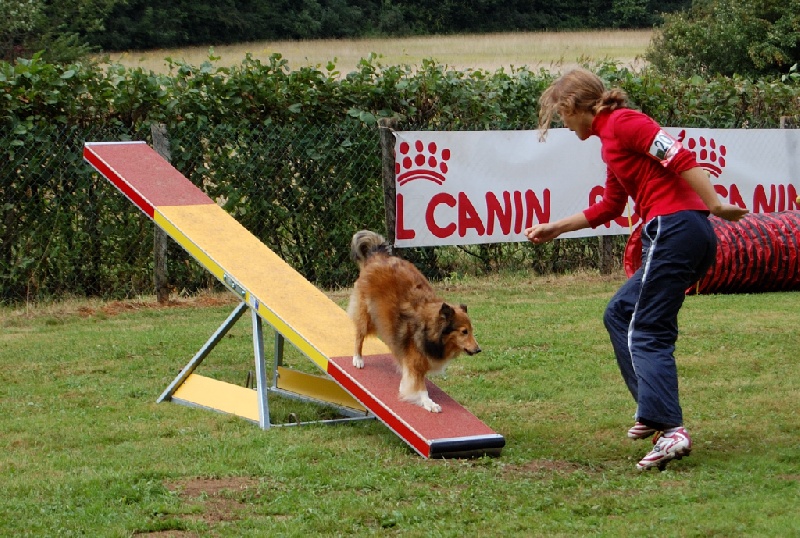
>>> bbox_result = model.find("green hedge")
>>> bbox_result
[2,54,799,303]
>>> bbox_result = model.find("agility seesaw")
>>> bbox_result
[83,141,505,458]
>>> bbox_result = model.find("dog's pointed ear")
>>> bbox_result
[459,303,468,313]
[439,302,455,320]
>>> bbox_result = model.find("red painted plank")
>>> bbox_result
[328,354,504,458]
[84,142,213,214]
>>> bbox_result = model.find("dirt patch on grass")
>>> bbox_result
[3,272,627,322]
[136,477,262,536]
[166,475,261,498]
[2,291,241,322]
[502,458,589,475]
[91,294,239,317]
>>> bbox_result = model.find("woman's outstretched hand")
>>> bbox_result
[710,203,749,222]
[525,223,560,244]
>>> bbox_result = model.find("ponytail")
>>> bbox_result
[538,69,628,141]
[595,89,628,115]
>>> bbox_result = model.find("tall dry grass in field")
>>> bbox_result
[102,29,652,74]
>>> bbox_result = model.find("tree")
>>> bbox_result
[1,0,43,60]
[611,0,650,28]
[646,0,800,78]
[1,0,121,62]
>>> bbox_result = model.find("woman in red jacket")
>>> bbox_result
[526,68,748,471]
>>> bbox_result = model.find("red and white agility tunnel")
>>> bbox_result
[624,211,800,295]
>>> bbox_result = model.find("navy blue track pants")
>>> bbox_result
[603,210,716,428]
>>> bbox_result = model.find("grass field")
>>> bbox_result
[101,30,652,74]
[1,271,798,536]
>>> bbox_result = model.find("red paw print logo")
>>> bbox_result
[678,130,726,177]
[396,140,451,185]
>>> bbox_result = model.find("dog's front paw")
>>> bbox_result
[422,399,442,413]
[352,355,364,369]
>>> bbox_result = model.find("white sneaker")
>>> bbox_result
[636,427,692,471]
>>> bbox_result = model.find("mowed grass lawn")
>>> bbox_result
[1,271,798,536]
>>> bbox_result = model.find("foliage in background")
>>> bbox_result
[646,0,800,78]
[2,53,800,303]
[3,0,690,57]
[0,0,41,60]
[6,0,799,79]
[0,0,114,62]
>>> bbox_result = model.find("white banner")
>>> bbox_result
[393,129,800,247]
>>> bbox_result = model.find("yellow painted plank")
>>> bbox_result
[157,204,388,362]
[172,374,260,422]
[276,367,367,412]
[154,210,225,282]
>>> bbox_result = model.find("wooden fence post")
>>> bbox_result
[780,115,799,129]
[598,235,614,275]
[378,117,398,251]
[151,124,171,304]
[780,116,800,205]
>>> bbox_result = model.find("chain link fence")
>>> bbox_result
[1,120,623,305]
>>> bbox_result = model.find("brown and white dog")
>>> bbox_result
[347,230,481,412]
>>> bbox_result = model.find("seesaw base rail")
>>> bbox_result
[158,302,372,429]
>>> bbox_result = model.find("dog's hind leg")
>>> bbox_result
[348,293,368,369]
[398,360,441,413]
[353,333,365,369]
[351,320,367,369]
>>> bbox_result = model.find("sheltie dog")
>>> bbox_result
[347,230,481,413]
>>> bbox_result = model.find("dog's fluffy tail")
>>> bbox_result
[351,230,390,266]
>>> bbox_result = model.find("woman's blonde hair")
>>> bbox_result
[538,68,628,140]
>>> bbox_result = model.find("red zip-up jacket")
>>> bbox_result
[583,108,709,227]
